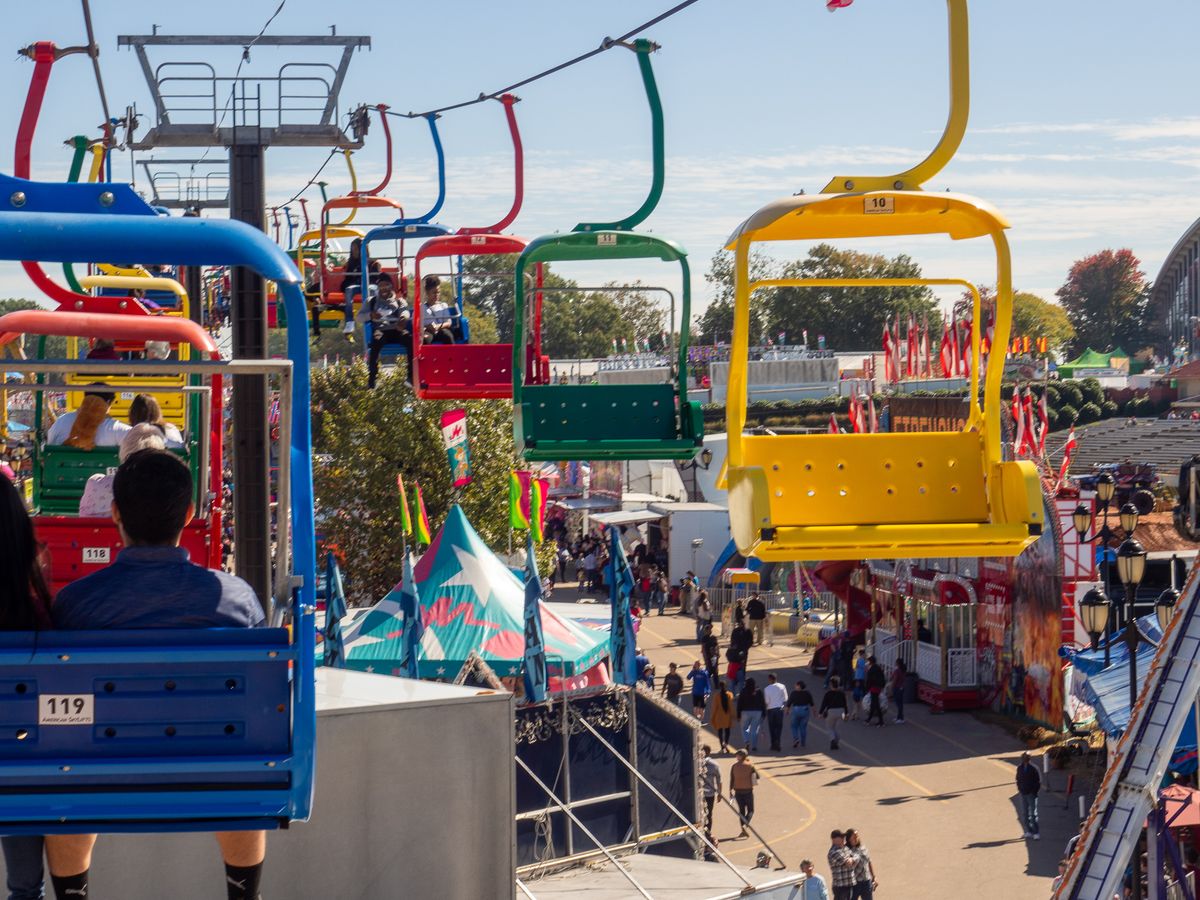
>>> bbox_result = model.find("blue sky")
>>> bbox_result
[2,0,1199,333]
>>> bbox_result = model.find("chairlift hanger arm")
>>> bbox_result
[820,0,969,193]
[459,94,523,236]
[355,104,395,197]
[573,40,664,233]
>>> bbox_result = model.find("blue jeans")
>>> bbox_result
[1,835,44,899]
[892,686,905,721]
[653,590,666,614]
[1020,792,1039,835]
[790,707,810,745]
[741,710,763,749]
[342,284,363,321]
[731,668,746,696]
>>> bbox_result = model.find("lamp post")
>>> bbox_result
[1115,536,1147,710]
[1073,472,1118,664]
[683,446,713,502]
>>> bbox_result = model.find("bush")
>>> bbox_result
[1080,378,1104,406]
[1058,404,1079,426]
[1079,402,1102,424]
[1044,384,1061,405]
[1124,396,1147,416]
[1060,383,1084,408]
[1101,400,1119,417]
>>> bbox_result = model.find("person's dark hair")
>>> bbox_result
[844,828,860,846]
[830,829,844,840]
[83,382,116,405]
[0,474,50,629]
[830,676,841,689]
[423,275,439,291]
[717,679,730,711]
[376,274,395,290]
[112,449,193,544]
[744,677,758,694]
[347,238,363,264]
[128,393,164,427]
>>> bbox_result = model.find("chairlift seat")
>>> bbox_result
[35,445,191,517]
[727,432,1043,562]
[0,628,298,834]
[516,382,703,461]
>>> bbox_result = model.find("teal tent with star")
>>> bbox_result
[342,504,609,687]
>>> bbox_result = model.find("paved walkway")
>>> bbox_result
[555,597,1074,899]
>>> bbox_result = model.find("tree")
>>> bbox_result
[1056,249,1152,355]
[310,362,519,604]
[766,245,936,350]
[694,250,772,344]
[0,299,66,359]
[1011,291,1074,357]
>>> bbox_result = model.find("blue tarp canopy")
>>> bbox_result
[1073,615,1197,771]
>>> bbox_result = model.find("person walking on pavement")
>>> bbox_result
[729,750,758,837]
[709,680,735,753]
[699,745,721,837]
[827,830,857,900]
[661,662,685,708]
[800,858,829,900]
[820,677,849,750]
[687,659,712,719]
[850,649,867,720]
[763,672,788,752]
[730,620,753,668]
[737,677,766,751]
[695,589,712,642]
[844,828,877,900]
[864,656,886,727]
[1016,752,1042,839]
[747,593,768,646]
[788,679,815,748]
[701,622,719,678]
[889,659,908,724]
[653,569,670,615]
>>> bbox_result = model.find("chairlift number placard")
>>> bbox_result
[81,547,110,564]
[38,694,94,726]
[864,196,895,215]
[597,234,619,246]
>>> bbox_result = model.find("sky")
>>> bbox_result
[1,0,1199,335]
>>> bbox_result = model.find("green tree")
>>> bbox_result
[0,299,66,359]
[694,250,773,345]
[1011,291,1074,357]
[765,245,936,350]
[311,362,519,604]
[1056,249,1152,355]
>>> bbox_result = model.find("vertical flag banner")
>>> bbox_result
[828,413,839,435]
[868,395,878,434]
[1012,388,1026,456]
[882,318,895,383]
[1037,392,1050,456]
[530,478,548,543]
[1057,426,1078,490]
[523,532,548,702]
[399,550,423,679]
[414,482,433,545]
[939,319,953,378]
[509,470,531,529]
[322,553,347,669]
[608,528,638,686]
[439,409,473,488]
[397,474,412,536]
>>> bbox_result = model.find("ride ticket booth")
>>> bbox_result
[866,560,982,712]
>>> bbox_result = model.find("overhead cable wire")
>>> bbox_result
[277,148,338,207]
[386,0,703,119]
[79,0,115,146]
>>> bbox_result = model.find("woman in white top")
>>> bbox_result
[127,393,184,448]
[78,424,167,517]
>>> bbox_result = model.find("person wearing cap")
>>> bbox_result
[826,830,857,900]
[46,386,131,447]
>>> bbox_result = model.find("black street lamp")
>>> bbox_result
[1074,472,1119,664]
[1115,537,1148,710]
[683,447,713,501]
[1079,587,1111,652]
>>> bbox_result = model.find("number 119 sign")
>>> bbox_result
[38,694,94,726]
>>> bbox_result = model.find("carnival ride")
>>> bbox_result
[723,0,1042,563]
[511,40,702,462]
[0,172,316,833]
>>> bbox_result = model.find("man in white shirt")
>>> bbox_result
[763,672,789,752]
[46,387,131,447]
[582,550,597,591]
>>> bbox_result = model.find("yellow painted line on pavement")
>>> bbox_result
[904,717,1015,776]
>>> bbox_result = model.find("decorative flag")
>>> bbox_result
[509,471,530,529]
[950,311,961,377]
[826,0,854,10]
[397,474,413,536]
[1057,426,1078,489]
[1037,391,1049,456]
[921,315,932,378]
[882,319,895,383]
[439,409,472,488]
[960,320,973,379]
[608,527,638,685]
[414,482,432,545]
[939,320,953,378]
[523,532,548,702]
[1022,388,1037,455]
[530,478,547,543]
[399,549,423,678]
[802,329,809,347]
[322,552,347,669]
[828,412,839,435]
[849,394,862,434]
[1012,388,1026,456]
[817,334,826,350]
[891,318,902,382]
[868,395,878,434]
[1036,336,1049,354]
[1022,336,1032,354]
[906,314,917,378]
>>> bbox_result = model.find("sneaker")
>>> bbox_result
[793,740,799,748]
[895,718,905,724]
[1033,834,1041,841]
[1022,832,1032,838]
[343,321,355,335]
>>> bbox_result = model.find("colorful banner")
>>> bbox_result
[397,474,412,536]
[523,532,548,703]
[530,478,546,543]
[399,549,423,679]
[510,470,532,529]
[608,527,638,686]
[440,409,472,488]
[414,482,432,545]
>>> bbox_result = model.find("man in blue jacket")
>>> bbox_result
[1016,752,1042,839]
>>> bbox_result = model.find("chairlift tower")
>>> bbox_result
[117,32,369,609]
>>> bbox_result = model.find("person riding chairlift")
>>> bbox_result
[421,275,456,345]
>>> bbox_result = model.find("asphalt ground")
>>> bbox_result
[557,596,1075,900]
